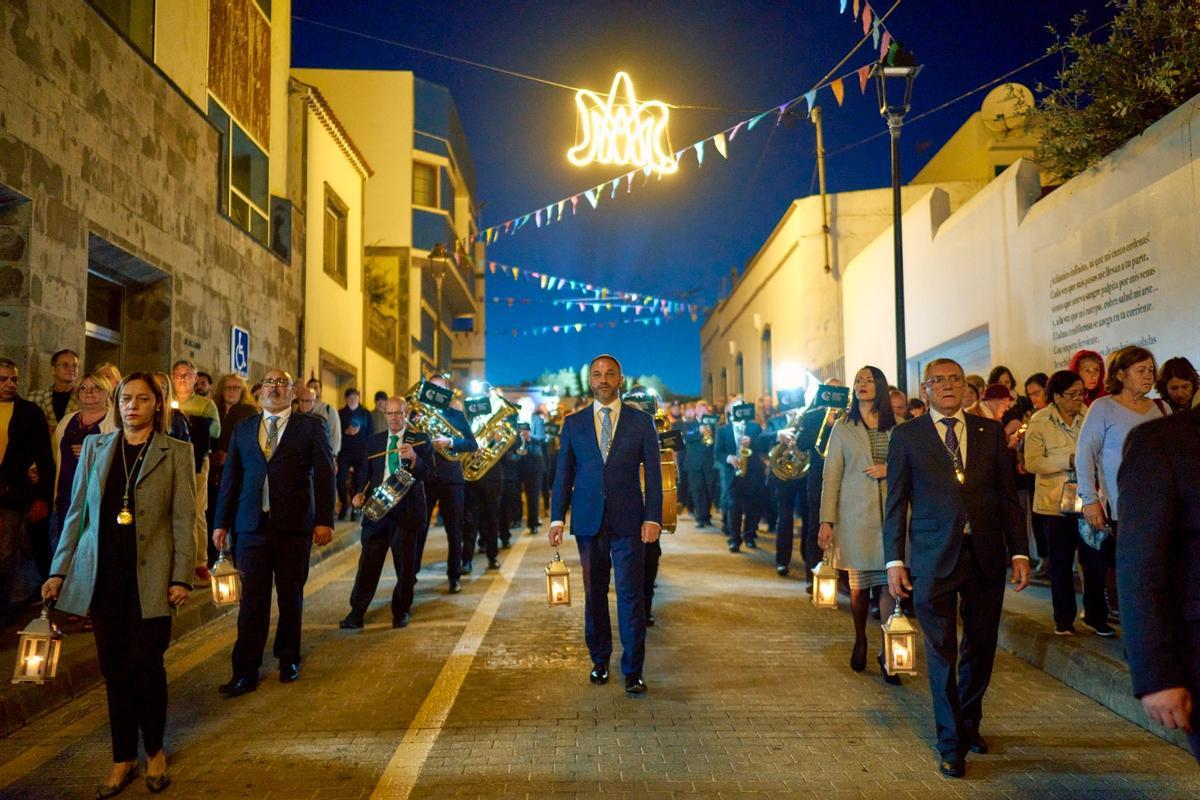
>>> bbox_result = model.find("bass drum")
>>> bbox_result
[640,450,678,534]
[364,469,416,523]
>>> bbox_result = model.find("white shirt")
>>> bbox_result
[593,398,622,449]
[886,406,1026,569]
[259,407,292,512]
[258,406,293,455]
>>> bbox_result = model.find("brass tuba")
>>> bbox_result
[403,380,465,461]
[462,389,520,481]
[768,409,809,481]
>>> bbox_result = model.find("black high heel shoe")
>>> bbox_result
[850,637,867,672]
[878,654,901,685]
[96,764,138,799]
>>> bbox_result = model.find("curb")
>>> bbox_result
[0,521,361,739]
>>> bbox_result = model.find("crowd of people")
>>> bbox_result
[1,340,1198,791]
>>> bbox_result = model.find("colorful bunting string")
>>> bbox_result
[476,0,903,249]
[485,260,705,319]
[499,315,685,339]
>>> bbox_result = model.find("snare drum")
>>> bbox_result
[363,468,416,523]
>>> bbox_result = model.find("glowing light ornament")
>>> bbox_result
[567,72,678,175]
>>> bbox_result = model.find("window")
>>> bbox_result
[323,186,348,286]
[761,328,773,397]
[208,97,269,246]
[91,0,155,58]
[736,353,745,395]
[85,271,124,370]
[413,162,437,207]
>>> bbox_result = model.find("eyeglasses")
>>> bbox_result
[1061,390,1084,400]
[78,385,106,394]
[924,375,965,386]
[384,410,407,416]
[261,378,291,388]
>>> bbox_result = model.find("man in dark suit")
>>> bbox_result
[1117,405,1200,761]
[550,355,663,695]
[714,401,765,552]
[414,373,478,593]
[340,396,432,630]
[214,368,336,696]
[884,358,1030,778]
[761,405,803,576]
[0,359,54,627]
[337,388,373,521]
[680,405,714,528]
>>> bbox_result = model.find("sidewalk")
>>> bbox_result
[733,520,1192,752]
[0,520,361,739]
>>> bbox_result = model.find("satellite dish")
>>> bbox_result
[980,83,1034,134]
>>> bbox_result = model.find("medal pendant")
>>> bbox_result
[117,508,133,526]
[955,469,965,485]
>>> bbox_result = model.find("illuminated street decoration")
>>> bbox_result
[568,72,678,175]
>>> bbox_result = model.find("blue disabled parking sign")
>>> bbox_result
[230,326,250,378]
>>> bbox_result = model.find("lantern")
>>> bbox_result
[881,605,919,676]
[811,555,839,609]
[209,551,242,607]
[12,603,63,684]
[545,550,571,606]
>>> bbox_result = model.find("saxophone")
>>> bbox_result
[734,446,753,478]
[403,380,465,461]
[462,389,520,481]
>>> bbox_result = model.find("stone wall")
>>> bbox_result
[0,0,302,389]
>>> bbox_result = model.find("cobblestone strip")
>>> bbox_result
[370,534,534,800]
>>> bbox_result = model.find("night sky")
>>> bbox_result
[292,0,1115,394]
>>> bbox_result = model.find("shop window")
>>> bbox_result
[413,162,437,207]
[85,271,125,371]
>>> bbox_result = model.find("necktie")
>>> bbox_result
[263,415,280,512]
[940,417,964,473]
[387,434,399,475]
[600,407,613,462]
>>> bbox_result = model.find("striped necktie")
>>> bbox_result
[600,407,613,462]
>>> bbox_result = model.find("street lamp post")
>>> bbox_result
[870,48,921,393]
[428,243,450,371]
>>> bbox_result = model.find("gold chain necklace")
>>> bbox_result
[117,436,150,526]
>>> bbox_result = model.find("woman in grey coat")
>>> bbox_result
[818,366,900,683]
[43,372,195,797]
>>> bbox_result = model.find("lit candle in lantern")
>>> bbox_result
[11,603,63,685]
[811,556,839,610]
[545,551,571,606]
[881,605,918,676]
[209,552,242,608]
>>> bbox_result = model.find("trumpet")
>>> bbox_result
[734,446,753,478]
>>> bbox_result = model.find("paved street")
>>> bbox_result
[2,518,1199,800]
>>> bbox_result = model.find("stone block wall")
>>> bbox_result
[0,0,302,389]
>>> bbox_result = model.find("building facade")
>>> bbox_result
[291,68,487,392]
[700,90,1039,404]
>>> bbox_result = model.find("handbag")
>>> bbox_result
[1059,470,1082,515]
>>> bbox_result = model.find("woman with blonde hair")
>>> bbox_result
[51,372,117,554]
[44,372,195,795]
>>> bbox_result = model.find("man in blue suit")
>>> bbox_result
[884,358,1029,778]
[550,355,663,695]
[714,401,765,552]
[1117,403,1200,762]
[214,368,337,696]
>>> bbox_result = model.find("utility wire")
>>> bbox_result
[293,15,760,113]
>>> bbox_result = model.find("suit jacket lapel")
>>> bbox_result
[579,403,603,463]
[916,414,959,482]
[964,417,989,484]
[246,413,268,466]
[92,432,120,506]
[608,403,635,458]
[136,432,170,485]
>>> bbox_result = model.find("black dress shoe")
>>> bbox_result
[728,543,741,553]
[145,772,171,794]
[939,756,965,778]
[488,557,501,570]
[96,764,138,799]
[393,612,411,628]
[279,662,301,683]
[589,663,610,685]
[776,565,789,576]
[966,732,988,754]
[744,539,758,549]
[461,560,474,574]
[624,674,648,695]
[218,676,257,697]
[878,654,901,685]
[500,539,511,549]
[646,612,656,627]
[339,616,364,630]
[448,581,463,594]
[850,638,867,672]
